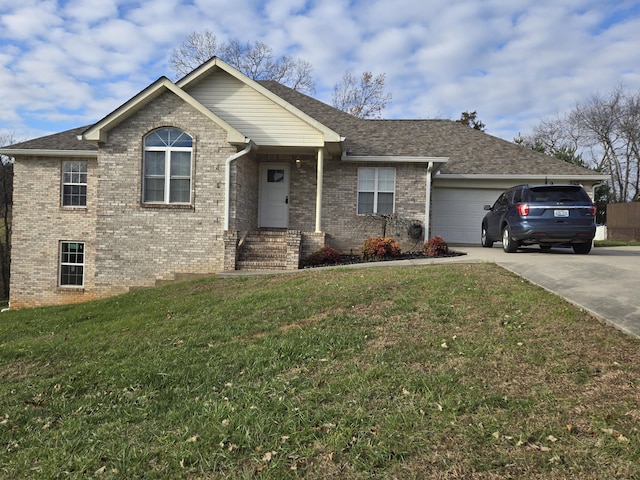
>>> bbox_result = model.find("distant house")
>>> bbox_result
[0,57,607,308]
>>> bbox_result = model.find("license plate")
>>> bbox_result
[554,209,569,218]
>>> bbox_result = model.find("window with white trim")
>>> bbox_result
[357,167,396,214]
[59,241,85,287]
[143,128,193,204]
[62,161,87,206]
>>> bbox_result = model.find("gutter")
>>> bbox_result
[341,151,448,164]
[434,173,609,181]
[424,162,434,242]
[224,139,255,231]
[0,148,97,158]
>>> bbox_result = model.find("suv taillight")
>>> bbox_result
[516,203,529,217]
[589,204,596,217]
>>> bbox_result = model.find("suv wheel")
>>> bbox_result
[572,242,592,254]
[481,225,493,248]
[502,225,518,253]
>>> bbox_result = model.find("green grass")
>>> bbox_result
[1,264,640,479]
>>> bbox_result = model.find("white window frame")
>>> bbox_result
[357,167,396,215]
[59,241,85,287]
[61,160,87,207]
[142,128,193,205]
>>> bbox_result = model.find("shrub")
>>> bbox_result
[301,245,341,267]
[423,236,449,257]
[361,237,402,261]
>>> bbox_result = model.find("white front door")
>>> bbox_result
[259,164,290,228]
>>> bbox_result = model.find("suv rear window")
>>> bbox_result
[525,186,591,203]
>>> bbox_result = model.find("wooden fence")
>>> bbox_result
[607,203,640,241]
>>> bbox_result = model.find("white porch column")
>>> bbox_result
[315,147,324,233]
[424,162,434,242]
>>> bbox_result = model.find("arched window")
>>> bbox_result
[143,128,193,204]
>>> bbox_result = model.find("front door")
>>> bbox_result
[259,164,290,228]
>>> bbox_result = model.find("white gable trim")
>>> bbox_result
[82,77,245,145]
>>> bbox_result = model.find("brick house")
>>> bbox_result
[0,58,607,308]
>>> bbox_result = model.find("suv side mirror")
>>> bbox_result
[483,205,492,211]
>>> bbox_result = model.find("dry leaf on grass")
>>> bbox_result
[262,451,277,462]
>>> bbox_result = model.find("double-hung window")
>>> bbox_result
[59,241,85,287]
[62,161,87,207]
[357,167,396,214]
[143,128,193,204]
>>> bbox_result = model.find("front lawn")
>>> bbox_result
[1,264,639,479]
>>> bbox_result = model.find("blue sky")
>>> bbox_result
[1,0,639,144]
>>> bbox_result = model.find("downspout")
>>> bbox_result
[591,181,605,227]
[224,139,253,231]
[591,181,603,203]
[424,162,434,242]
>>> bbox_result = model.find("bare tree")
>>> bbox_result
[515,127,610,223]
[521,86,640,203]
[169,30,220,78]
[332,71,392,119]
[517,114,581,156]
[170,31,315,94]
[569,88,640,202]
[220,39,315,93]
[0,134,14,300]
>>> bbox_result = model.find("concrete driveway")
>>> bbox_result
[450,245,640,338]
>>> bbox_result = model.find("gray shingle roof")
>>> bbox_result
[258,81,600,177]
[3,80,600,178]
[3,126,96,152]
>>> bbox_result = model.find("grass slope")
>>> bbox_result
[1,264,639,479]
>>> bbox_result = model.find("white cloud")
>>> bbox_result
[61,0,119,24]
[1,0,640,143]
[0,1,62,40]
[264,0,308,23]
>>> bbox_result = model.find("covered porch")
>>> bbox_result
[223,146,329,271]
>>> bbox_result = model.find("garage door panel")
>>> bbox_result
[432,188,504,244]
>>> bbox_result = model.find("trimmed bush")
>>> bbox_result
[301,245,341,267]
[361,237,402,261]
[423,236,449,257]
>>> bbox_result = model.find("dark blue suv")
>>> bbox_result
[481,184,597,254]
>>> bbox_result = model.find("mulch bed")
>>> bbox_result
[302,250,466,269]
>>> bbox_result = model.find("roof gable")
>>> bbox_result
[177,57,341,146]
[82,77,245,145]
[184,69,327,148]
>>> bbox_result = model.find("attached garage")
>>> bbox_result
[430,175,607,245]
[431,186,505,245]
